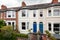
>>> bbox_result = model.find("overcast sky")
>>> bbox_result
[0,0,60,8]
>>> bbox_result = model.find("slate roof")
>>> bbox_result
[22,2,60,10]
[0,2,60,12]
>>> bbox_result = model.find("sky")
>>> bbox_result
[0,0,60,8]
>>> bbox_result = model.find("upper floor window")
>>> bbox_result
[48,10,51,16]
[22,10,26,17]
[53,9,60,16]
[40,9,43,17]
[33,10,36,17]
[7,11,16,18]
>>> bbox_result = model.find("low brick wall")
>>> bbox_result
[16,33,48,40]
[28,33,47,40]
[17,37,28,40]
[28,33,37,40]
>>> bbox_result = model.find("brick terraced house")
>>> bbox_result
[0,0,60,39]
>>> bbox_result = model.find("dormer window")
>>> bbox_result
[53,9,60,16]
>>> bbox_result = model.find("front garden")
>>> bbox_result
[0,20,28,40]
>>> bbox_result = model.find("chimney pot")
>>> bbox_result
[1,5,7,9]
[22,1,26,7]
[52,0,58,4]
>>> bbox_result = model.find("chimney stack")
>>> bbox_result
[22,1,26,7]
[1,5,7,9]
[52,0,58,4]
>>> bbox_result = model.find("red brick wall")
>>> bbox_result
[16,11,18,31]
[0,5,18,31]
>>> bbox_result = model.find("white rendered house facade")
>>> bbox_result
[0,0,60,39]
[18,0,60,35]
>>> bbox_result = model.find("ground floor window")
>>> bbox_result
[22,22,26,30]
[27,22,29,29]
[8,22,11,25]
[48,23,51,31]
[7,21,16,30]
[53,23,60,34]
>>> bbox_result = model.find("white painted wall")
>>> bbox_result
[18,6,60,34]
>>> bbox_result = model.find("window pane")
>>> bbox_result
[53,10,60,16]
[40,10,43,17]
[12,12,16,17]
[54,24,59,27]
[22,10,25,17]
[27,22,29,29]
[54,28,59,31]
[22,22,26,30]
[53,23,60,33]
[12,22,14,27]
[33,10,36,17]
[48,10,51,16]
[33,14,36,17]
[8,22,11,25]
[8,15,11,17]
[40,14,43,17]
[48,23,51,31]
[12,22,15,30]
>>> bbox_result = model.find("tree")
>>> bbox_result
[0,20,6,28]
[45,30,56,40]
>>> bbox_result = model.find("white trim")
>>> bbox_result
[6,11,16,18]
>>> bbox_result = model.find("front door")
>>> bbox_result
[33,22,37,33]
[39,22,43,33]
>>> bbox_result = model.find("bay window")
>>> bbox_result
[53,9,60,16]
[7,11,16,18]
[53,23,60,34]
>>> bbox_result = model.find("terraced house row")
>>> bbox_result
[0,0,60,39]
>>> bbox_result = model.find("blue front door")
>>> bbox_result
[33,22,37,33]
[39,22,43,33]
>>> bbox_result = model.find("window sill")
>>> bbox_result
[7,17,16,18]
[47,16,60,17]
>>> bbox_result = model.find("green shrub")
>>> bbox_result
[0,25,28,40]
[45,30,56,40]
[0,20,6,28]
[13,32,28,38]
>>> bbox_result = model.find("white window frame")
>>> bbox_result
[6,21,16,30]
[48,7,60,17]
[40,9,43,17]
[6,11,16,18]
[53,23,60,34]
[48,22,60,34]
[53,9,60,17]
[33,10,36,17]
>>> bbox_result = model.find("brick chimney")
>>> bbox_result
[52,0,58,4]
[1,5,7,9]
[22,1,26,7]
